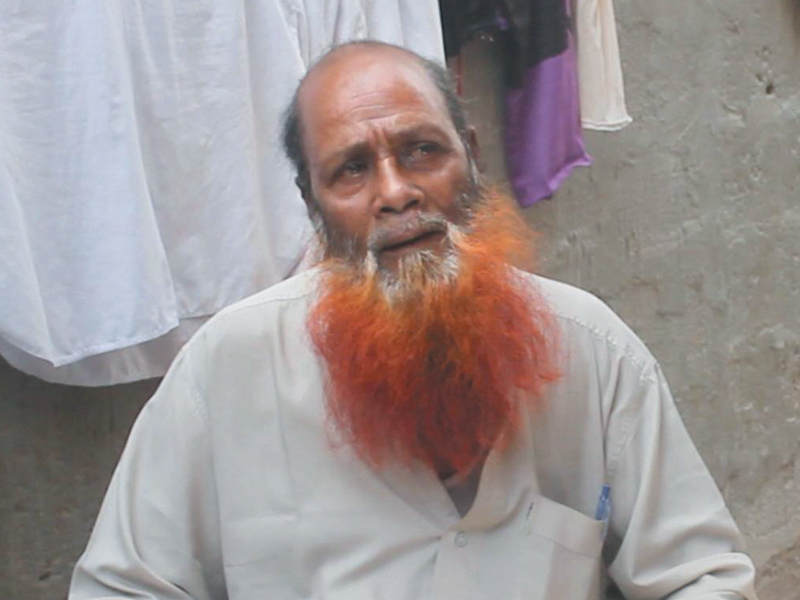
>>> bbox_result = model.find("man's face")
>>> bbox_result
[297,48,477,275]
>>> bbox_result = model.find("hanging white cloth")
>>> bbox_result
[0,0,444,386]
[360,0,445,63]
[574,0,632,131]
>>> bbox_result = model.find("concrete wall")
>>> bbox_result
[0,366,157,599]
[1,0,798,597]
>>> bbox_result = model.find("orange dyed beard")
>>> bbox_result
[308,190,559,478]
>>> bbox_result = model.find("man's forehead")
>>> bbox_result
[297,45,450,134]
[301,44,428,93]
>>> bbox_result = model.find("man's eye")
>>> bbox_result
[337,161,367,180]
[345,162,365,174]
[403,142,445,167]
[342,161,367,177]
[409,142,439,158]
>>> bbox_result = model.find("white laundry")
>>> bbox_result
[575,0,633,131]
[0,0,444,386]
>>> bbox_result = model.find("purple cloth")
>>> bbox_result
[504,11,592,207]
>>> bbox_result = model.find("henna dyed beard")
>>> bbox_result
[308,190,559,478]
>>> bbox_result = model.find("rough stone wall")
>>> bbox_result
[0,364,156,599]
[1,0,798,598]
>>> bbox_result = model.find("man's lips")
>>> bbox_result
[380,229,446,254]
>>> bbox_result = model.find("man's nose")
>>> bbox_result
[374,157,422,215]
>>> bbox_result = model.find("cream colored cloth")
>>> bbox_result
[70,269,758,599]
[575,0,633,130]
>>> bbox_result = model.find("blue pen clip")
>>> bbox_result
[594,484,611,540]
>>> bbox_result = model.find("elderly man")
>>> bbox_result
[70,42,758,599]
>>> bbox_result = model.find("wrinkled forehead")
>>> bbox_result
[296,47,454,142]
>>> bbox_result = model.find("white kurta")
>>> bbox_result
[0,0,443,386]
[69,269,758,599]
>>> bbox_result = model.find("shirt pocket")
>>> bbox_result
[520,494,605,600]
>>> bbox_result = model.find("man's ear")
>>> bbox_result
[465,126,480,165]
[297,175,319,220]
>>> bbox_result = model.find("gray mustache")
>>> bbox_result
[367,213,450,253]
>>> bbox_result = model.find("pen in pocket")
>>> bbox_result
[594,484,611,540]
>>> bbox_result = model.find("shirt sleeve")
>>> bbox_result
[606,361,759,599]
[69,343,225,600]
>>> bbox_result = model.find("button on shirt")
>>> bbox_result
[69,269,759,600]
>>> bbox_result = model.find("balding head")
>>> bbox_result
[282,41,472,195]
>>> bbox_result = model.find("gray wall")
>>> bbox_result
[1,0,799,597]
[0,366,157,599]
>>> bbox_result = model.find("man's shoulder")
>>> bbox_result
[185,268,320,352]
[217,268,319,318]
[523,272,656,369]
[526,273,620,328]
[216,267,318,319]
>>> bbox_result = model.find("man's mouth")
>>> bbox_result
[379,229,446,256]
